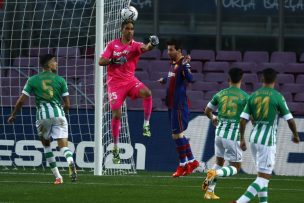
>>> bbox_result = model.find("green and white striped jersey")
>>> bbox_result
[241,87,293,146]
[22,71,69,120]
[208,86,249,141]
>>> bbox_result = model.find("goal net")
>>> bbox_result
[0,0,136,175]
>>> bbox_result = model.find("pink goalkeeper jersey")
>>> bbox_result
[101,38,143,88]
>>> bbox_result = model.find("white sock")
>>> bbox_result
[143,120,149,126]
[60,147,74,165]
[216,166,237,177]
[44,146,62,179]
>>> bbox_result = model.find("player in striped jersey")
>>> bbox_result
[202,68,249,200]
[231,68,300,203]
[7,54,77,184]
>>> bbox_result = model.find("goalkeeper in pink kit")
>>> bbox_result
[99,20,159,164]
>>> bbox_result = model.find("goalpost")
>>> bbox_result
[0,0,136,175]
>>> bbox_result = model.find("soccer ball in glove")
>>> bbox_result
[121,6,138,21]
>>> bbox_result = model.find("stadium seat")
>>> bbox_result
[294,93,304,102]
[190,49,215,61]
[149,71,168,81]
[1,77,27,88]
[187,90,204,102]
[189,99,206,112]
[126,98,143,110]
[13,57,40,67]
[151,89,166,100]
[259,62,285,73]
[204,72,227,83]
[190,61,203,73]
[142,80,163,90]
[148,60,170,73]
[281,92,293,102]
[135,71,149,81]
[296,74,304,83]
[270,51,296,64]
[230,62,258,73]
[203,61,229,73]
[284,63,304,74]
[243,51,269,63]
[287,102,304,115]
[28,47,54,57]
[204,91,218,100]
[281,84,304,94]
[141,48,161,59]
[241,74,259,92]
[55,47,81,58]
[276,74,295,85]
[137,60,151,72]
[191,81,220,92]
[216,51,242,62]
[192,73,204,82]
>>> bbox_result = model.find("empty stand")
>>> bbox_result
[270,51,296,64]
[190,49,215,61]
[243,51,269,63]
[216,51,242,62]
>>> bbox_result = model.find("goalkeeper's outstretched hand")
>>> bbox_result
[149,35,159,46]
[110,56,127,65]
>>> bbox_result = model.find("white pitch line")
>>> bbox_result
[1,171,303,182]
[0,180,304,192]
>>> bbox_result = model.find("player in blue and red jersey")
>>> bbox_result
[158,39,199,177]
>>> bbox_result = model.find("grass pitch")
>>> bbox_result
[0,169,303,203]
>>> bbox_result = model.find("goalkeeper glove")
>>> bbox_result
[149,35,159,46]
[110,56,127,65]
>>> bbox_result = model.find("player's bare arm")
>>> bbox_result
[287,119,300,143]
[204,106,218,126]
[7,94,28,123]
[63,96,70,114]
[141,35,159,53]
[239,118,247,151]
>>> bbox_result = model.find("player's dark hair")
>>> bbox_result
[121,20,134,30]
[228,68,243,83]
[166,38,182,51]
[40,54,55,68]
[262,68,277,84]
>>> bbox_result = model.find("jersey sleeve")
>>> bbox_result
[182,63,194,83]
[240,96,252,120]
[278,94,293,120]
[134,41,144,56]
[61,77,69,97]
[207,93,219,111]
[22,78,32,96]
[101,41,114,59]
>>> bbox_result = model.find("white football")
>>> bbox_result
[121,6,138,21]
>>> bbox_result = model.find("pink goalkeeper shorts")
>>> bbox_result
[107,77,146,110]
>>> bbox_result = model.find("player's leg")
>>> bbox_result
[212,139,242,178]
[177,107,199,175]
[128,79,152,137]
[171,108,198,177]
[203,136,225,199]
[111,108,122,164]
[36,119,62,184]
[108,87,126,164]
[235,143,273,203]
[52,117,77,182]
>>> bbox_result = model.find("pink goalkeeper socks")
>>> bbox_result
[111,118,121,145]
[143,96,152,121]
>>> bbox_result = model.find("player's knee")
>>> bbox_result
[140,87,152,98]
[40,138,50,146]
[112,110,122,120]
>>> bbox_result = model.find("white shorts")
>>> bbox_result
[36,117,68,140]
[250,143,276,174]
[214,136,242,162]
